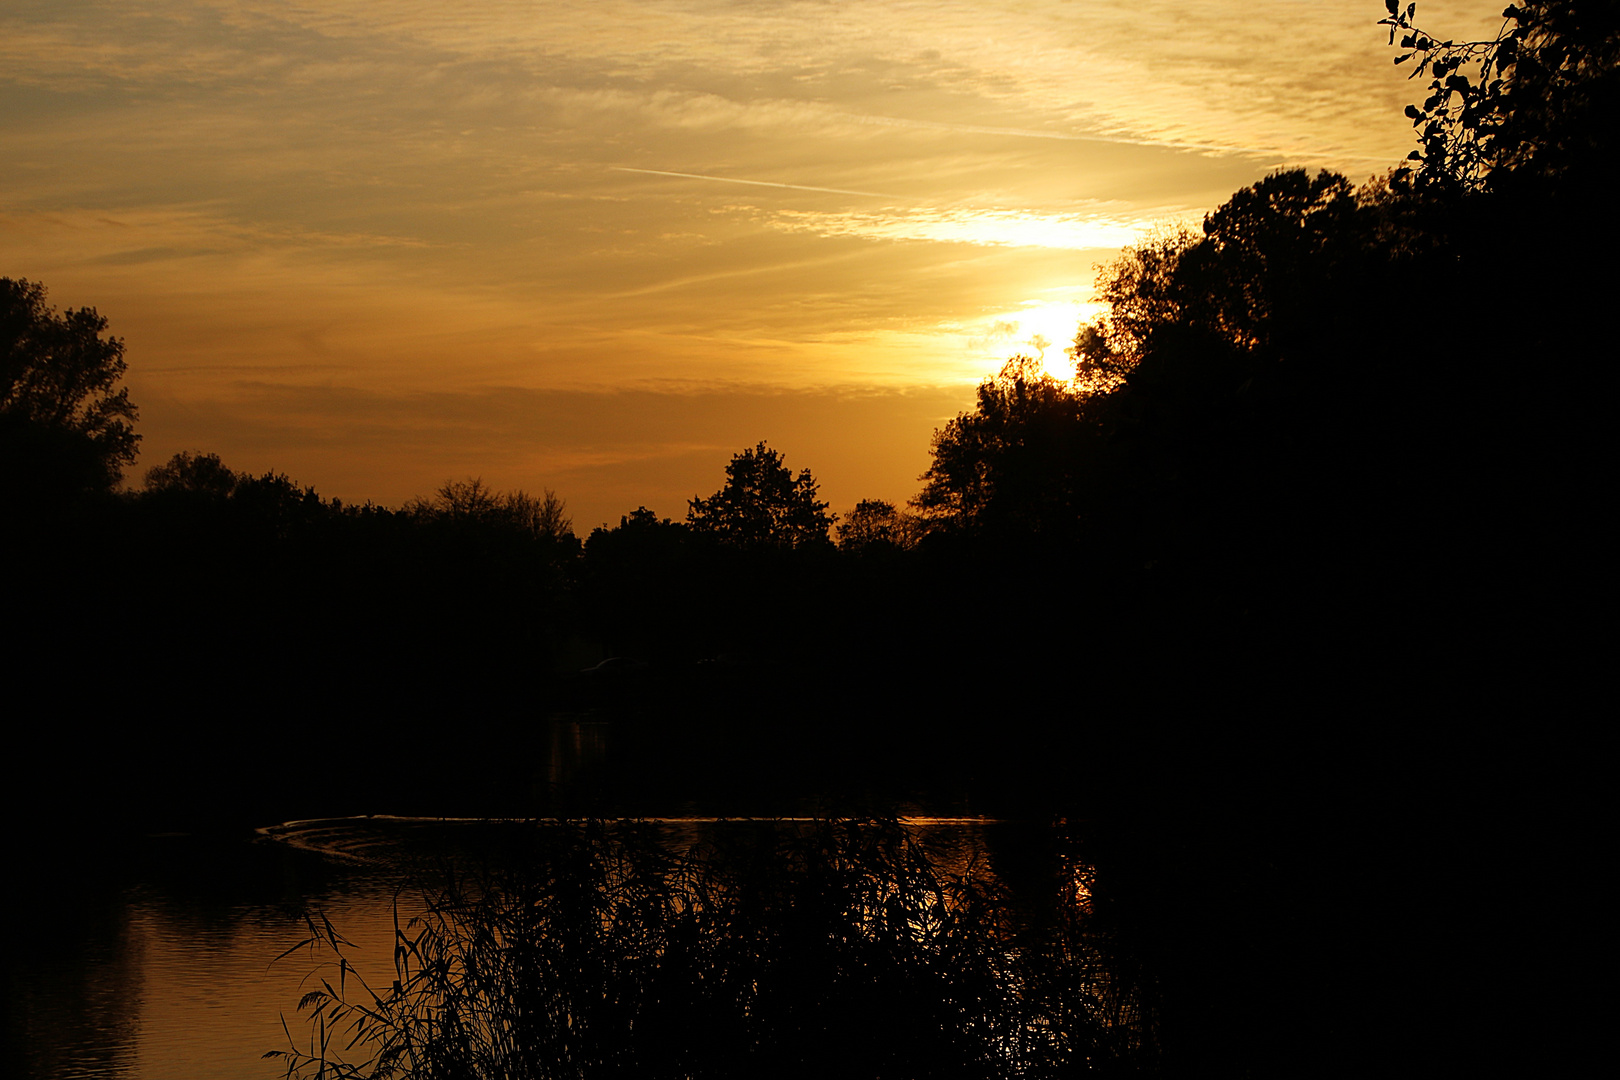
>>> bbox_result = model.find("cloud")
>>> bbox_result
[5,1,1504,170]
[765,206,1155,250]
[611,166,895,199]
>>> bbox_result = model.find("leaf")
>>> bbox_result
[269,939,315,967]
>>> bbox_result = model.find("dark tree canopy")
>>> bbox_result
[586,506,688,560]
[1073,169,1366,386]
[923,172,1371,543]
[144,449,240,499]
[913,356,1090,537]
[408,477,576,544]
[140,450,341,538]
[687,441,834,549]
[836,499,912,552]
[1,277,139,494]
[915,162,1484,547]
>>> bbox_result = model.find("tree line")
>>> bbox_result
[4,0,1611,805]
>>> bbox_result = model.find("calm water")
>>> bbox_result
[9,710,1099,1080]
[10,813,1043,1080]
[9,828,407,1080]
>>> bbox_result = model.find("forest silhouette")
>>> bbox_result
[3,3,1610,1075]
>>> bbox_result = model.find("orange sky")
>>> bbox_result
[1,1,1504,531]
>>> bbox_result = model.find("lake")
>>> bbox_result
[9,729,1102,1080]
[10,707,1409,1079]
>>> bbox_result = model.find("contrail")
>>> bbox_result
[611,166,894,198]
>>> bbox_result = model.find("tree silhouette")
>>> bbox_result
[1384,0,1620,190]
[409,478,575,544]
[143,450,239,499]
[1,277,139,496]
[1072,169,1363,388]
[835,499,914,552]
[913,357,1089,537]
[687,441,834,549]
[586,506,688,560]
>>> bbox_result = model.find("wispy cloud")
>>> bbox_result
[612,167,895,199]
[767,206,1155,251]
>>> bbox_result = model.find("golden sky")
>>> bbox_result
[1,1,1504,529]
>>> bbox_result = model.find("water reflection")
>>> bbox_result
[8,886,141,1080]
[8,816,1143,1080]
[264,816,1147,1080]
[545,715,612,793]
[6,833,409,1080]
[127,894,387,1080]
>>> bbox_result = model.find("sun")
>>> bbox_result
[960,293,1109,383]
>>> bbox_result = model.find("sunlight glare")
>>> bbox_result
[957,295,1109,382]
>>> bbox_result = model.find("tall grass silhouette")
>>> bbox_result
[269,818,1153,1079]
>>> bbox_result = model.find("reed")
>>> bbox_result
[269,818,1152,1079]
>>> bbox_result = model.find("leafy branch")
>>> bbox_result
[1384,2,1614,190]
[1382,1,1525,189]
